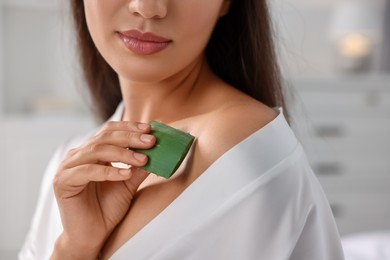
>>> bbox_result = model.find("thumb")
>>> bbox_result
[123,167,151,195]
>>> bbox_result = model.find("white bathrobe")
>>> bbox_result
[19,103,345,260]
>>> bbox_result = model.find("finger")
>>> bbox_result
[63,144,148,168]
[123,168,151,194]
[91,131,156,149]
[97,121,151,135]
[54,164,133,190]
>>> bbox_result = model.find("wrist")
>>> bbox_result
[51,233,102,260]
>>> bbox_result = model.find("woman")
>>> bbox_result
[20,0,345,259]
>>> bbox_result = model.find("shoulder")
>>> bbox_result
[192,90,279,169]
[205,98,277,141]
[208,95,277,143]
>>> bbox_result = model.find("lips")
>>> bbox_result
[118,30,172,55]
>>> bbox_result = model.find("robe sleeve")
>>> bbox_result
[289,198,345,260]
[18,143,68,260]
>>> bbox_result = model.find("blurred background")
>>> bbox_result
[0,0,389,258]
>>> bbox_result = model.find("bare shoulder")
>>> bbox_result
[193,93,278,168]
[205,99,277,146]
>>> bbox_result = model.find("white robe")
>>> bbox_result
[19,103,345,260]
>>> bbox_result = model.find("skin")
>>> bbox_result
[51,0,277,259]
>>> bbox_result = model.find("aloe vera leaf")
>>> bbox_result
[136,121,195,179]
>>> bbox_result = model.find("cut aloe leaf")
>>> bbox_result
[136,121,195,179]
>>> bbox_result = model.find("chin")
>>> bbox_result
[117,69,174,85]
[115,60,181,84]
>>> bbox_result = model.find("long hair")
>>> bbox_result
[70,1,287,122]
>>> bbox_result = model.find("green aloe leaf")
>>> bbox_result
[136,121,195,179]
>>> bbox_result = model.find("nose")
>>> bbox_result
[128,0,168,19]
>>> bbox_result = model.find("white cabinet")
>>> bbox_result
[293,76,390,235]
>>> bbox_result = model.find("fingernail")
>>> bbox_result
[138,123,149,130]
[119,169,131,176]
[140,134,154,143]
[134,152,147,161]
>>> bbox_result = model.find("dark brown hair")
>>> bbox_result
[70,0,287,122]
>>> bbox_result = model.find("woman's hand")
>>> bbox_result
[51,122,156,259]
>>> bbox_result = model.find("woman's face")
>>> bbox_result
[83,0,230,83]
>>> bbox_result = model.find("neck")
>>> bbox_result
[120,57,213,123]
